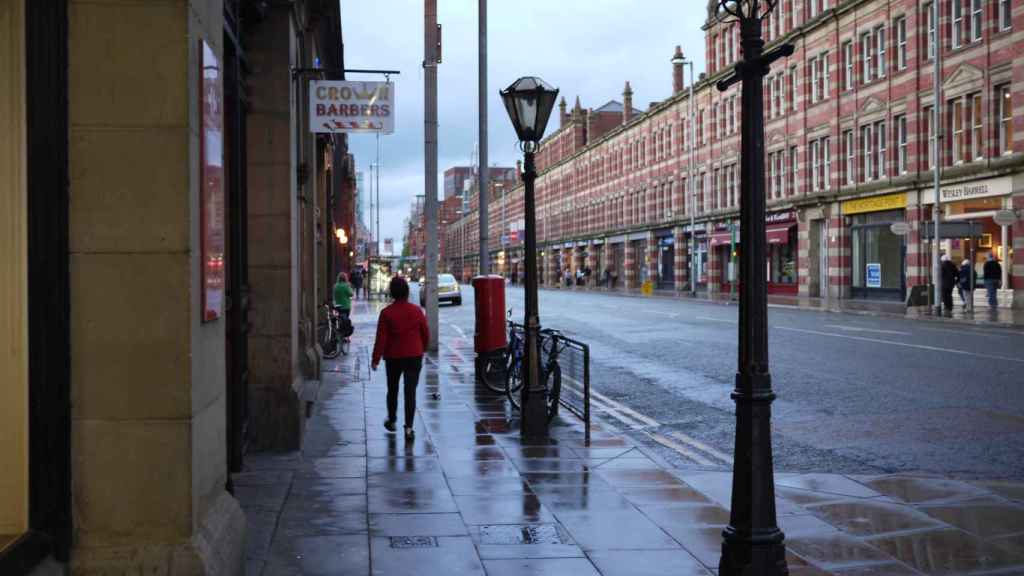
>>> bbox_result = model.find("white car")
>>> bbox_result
[420,273,462,306]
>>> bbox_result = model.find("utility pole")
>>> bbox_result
[424,0,440,350]
[478,0,490,276]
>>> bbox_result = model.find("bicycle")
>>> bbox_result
[504,323,564,422]
[318,303,352,359]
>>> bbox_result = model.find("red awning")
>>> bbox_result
[710,231,734,246]
[766,224,795,244]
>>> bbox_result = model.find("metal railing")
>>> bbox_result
[509,323,591,439]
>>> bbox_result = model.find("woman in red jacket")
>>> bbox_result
[372,276,430,439]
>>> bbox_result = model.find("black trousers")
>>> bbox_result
[385,356,422,427]
[942,286,955,311]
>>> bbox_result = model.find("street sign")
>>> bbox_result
[500,234,509,246]
[994,209,1017,227]
[310,80,395,134]
[890,222,910,236]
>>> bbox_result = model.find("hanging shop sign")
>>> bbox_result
[890,222,911,236]
[993,209,1017,227]
[841,193,906,215]
[940,176,1012,203]
[310,80,395,134]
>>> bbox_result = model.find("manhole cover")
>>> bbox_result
[389,536,438,549]
[478,524,565,545]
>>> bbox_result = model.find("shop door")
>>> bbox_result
[224,25,250,478]
[658,243,675,289]
[851,224,906,300]
[611,243,625,288]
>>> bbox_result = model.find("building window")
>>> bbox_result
[999,85,1014,154]
[897,114,908,173]
[861,124,874,181]
[926,2,936,60]
[728,26,736,63]
[1001,0,1013,30]
[861,32,874,84]
[789,146,798,195]
[790,66,799,111]
[971,0,983,41]
[924,105,936,168]
[970,92,983,160]
[810,53,829,103]
[953,0,964,48]
[843,41,854,90]
[896,16,908,69]
[876,26,887,78]
[844,129,855,185]
[824,137,832,190]
[811,140,821,191]
[729,97,736,134]
[877,120,887,178]
[770,152,778,198]
[951,98,965,164]
[780,149,788,197]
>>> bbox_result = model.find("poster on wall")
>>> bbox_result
[866,263,882,289]
[200,40,224,322]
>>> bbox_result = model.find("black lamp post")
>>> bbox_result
[500,76,559,438]
[714,1,793,574]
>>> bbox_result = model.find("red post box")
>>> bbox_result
[472,275,507,387]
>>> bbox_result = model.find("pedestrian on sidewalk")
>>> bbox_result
[983,253,1003,309]
[958,259,973,310]
[371,276,430,439]
[333,272,354,330]
[940,254,959,313]
[350,267,363,300]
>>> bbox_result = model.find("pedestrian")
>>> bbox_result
[958,259,973,310]
[371,276,430,439]
[940,254,958,313]
[350,267,363,300]
[603,268,611,288]
[611,268,619,289]
[983,253,1003,309]
[333,272,355,341]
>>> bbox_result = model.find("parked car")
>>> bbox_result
[420,273,462,306]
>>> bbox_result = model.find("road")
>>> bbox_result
[415,283,1024,481]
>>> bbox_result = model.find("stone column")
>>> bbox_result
[828,202,851,299]
[797,214,811,297]
[585,243,596,288]
[707,231,720,295]
[246,5,306,451]
[674,226,687,291]
[1012,194,1023,309]
[67,1,245,572]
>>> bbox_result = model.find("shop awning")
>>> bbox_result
[766,224,795,244]
[710,231,735,246]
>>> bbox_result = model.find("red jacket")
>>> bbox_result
[372,300,430,364]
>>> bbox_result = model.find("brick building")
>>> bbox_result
[448,0,1022,308]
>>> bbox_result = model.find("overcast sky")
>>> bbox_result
[341,0,708,253]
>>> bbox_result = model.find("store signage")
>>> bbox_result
[310,80,395,134]
[866,263,882,288]
[993,209,1017,227]
[766,211,795,224]
[890,222,910,236]
[940,176,1012,203]
[842,193,906,215]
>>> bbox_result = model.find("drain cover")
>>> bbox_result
[478,524,565,545]
[389,536,438,549]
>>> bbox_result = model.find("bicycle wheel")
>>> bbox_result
[321,325,341,359]
[505,353,522,411]
[480,352,507,393]
[545,362,562,422]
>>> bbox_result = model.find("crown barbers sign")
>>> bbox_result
[310,80,395,134]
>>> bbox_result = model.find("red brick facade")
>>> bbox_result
[447,0,1022,307]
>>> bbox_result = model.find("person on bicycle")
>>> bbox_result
[372,276,430,439]
[333,272,354,332]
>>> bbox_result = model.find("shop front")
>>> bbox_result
[709,211,798,295]
[934,176,1015,298]
[843,194,907,300]
[606,239,625,289]
[655,229,675,289]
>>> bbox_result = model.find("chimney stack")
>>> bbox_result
[622,81,634,125]
[559,96,568,127]
[672,45,684,94]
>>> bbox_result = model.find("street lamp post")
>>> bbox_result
[714,1,793,574]
[671,50,697,296]
[500,76,559,439]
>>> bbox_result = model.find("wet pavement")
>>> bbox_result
[236,299,1024,575]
